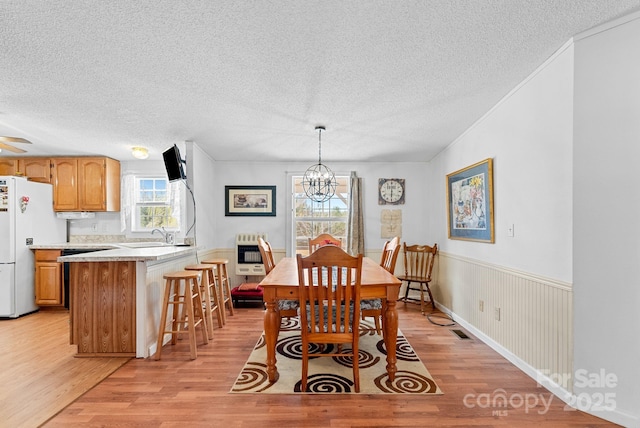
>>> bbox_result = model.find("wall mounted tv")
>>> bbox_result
[162,144,186,182]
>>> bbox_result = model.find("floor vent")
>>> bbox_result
[451,329,471,339]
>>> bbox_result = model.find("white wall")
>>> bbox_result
[573,14,640,427]
[428,43,575,283]
[425,35,578,406]
[185,142,217,249]
[212,161,429,253]
[427,13,640,426]
[69,155,431,256]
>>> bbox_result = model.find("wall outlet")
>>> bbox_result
[91,223,98,232]
[494,307,501,321]
[507,224,515,237]
[479,300,484,312]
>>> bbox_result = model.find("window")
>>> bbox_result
[132,177,180,232]
[292,175,350,255]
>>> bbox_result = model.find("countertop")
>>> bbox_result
[29,243,120,250]
[30,242,198,262]
[58,245,197,262]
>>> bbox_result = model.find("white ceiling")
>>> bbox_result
[1,1,639,163]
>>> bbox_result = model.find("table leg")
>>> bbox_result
[383,298,398,381]
[264,297,280,383]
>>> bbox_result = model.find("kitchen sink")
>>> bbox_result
[116,242,169,248]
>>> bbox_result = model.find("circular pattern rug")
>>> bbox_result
[231,318,442,394]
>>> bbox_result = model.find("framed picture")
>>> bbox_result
[446,158,494,243]
[225,185,276,216]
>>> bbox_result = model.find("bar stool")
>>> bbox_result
[202,258,234,324]
[154,270,209,360]
[185,264,223,339]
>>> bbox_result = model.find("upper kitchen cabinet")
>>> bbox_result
[52,158,79,210]
[18,158,51,183]
[78,157,120,211]
[0,158,19,175]
[0,157,50,182]
[52,157,120,212]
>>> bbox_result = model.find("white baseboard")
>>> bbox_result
[436,303,637,428]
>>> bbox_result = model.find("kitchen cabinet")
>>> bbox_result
[18,158,51,183]
[34,250,63,306]
[52,157,120,211]
[0,158,19,175]
[0,157,51,182]
[51,158,77,210]
[3,155,120,210]
[70,261,137,356]
[63,246,197,357]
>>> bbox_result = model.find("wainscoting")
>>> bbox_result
[141,254,198,357]
[204,247,286,287]
[209,246,573,394]
[432,252,573,393]
[203,246,574,393]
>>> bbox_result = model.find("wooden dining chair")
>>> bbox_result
[257,237,276,274]
[308,233,342,254]
[258,237,298,322]
[297,245,363,392]
[361,236,400,334]
[398,242,438,314]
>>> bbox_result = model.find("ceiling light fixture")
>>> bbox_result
[131,146,149,159]
[302,126,336,203]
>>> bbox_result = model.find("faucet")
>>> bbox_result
[151,227,174,244]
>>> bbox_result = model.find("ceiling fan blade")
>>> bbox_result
[0,136,32,144]
[0,142,28,153]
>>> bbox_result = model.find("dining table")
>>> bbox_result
[260,256,402,383]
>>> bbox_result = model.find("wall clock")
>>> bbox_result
[378,178,405,205]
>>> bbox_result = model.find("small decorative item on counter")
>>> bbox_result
[20,195,29,213]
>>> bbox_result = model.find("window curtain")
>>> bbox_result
[346,171,364,255]
[120,174,135,232]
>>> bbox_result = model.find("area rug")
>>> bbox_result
[231,318,442,394]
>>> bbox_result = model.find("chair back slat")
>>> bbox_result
[403,243,438,281]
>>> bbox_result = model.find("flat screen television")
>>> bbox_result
[162,144,186,182]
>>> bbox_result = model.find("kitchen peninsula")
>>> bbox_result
[55,245,198,358]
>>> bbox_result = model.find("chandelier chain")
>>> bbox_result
[318,127,322,163]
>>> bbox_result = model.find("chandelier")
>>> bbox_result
[302,126,337,202]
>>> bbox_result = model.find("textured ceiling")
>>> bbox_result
[1,1,639,163]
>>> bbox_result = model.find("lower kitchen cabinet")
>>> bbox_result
[34,250,63,306]
[69,261,136,356]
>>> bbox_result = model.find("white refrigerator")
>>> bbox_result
[0,176,66,318]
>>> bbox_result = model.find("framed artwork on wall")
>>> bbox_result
[446,158,494,243]
[225,185,276,216]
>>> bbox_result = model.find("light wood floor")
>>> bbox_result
[5,305,617,427]
[0,309,129,428]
